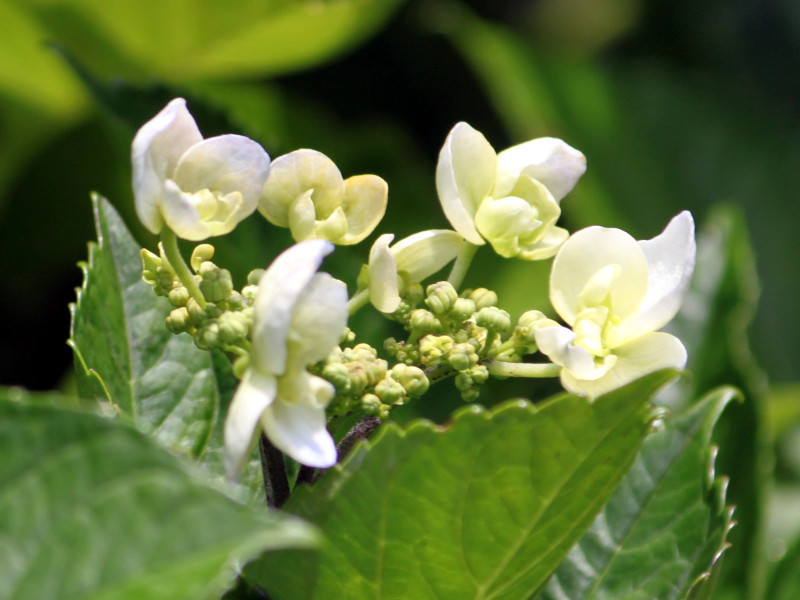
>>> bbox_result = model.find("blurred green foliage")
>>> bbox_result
[2,0,800,598]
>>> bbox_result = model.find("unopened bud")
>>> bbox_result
[321,362,351,391]
[190,244,215,272]
[425,281,458,315]
[403,282,425,307]
[374,375,406,405]
[390,364,429,398]
[217,311,250,345]
[198,263,233,303]
[475,306,512,334]
[141,249,162,287]
[361,393,383,415]
[246,269,265,286]
[419,334,454,368]
[409,309,441,335]
[165,307,191,334]
[195,320,220,350]
[168,286,191,308]
[450,297,477,322]
[448,342,479,371]
[469,288,498,309]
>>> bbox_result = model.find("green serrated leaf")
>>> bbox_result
[537,387,737,600]
[69,194,218,459]
[247,370,677,600]
[0,395,316,600]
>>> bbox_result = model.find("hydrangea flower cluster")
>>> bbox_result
[134,99,696,476]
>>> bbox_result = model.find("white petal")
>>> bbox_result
[435,122,495,245]
[614,211,697,341]
[392,229,465,282]
[224,369,277,477]
[495,137,586,200]
[368,234,401,313]
[259,149,345,227]
[534,321,611,381]
[159,179,213,241]
[560,332,686,399]
[131,98,202,234]
[288,273,349,364]
[261,375,337,468]
[338,175,388,245]
[550,225,649,326]
[251,240,334,375]
[172,134,270,212]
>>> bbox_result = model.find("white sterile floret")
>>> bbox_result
[224,240,348,475]
[435,122,586,260]
[534,211,696,399]
[132,98,271,241]
[368,230,464,312]
[259,149,387,245]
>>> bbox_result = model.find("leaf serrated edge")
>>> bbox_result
[682,386,742,599]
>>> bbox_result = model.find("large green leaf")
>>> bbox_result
[247,370,677,599]
[69,194,220,459]
[538,387,737,600]
[0,392,315,600]
[668,206,771,599]
[15,0,404,81]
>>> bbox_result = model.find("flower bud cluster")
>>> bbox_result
[141,243,256,355]
[316,343,429,419]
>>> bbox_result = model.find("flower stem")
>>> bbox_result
[259,433,290,509]
[447,242,479,290]
[487,360,561,378]
[348,288,371,315]
[160,229,207,309]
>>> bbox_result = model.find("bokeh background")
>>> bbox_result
[1,1,799,598]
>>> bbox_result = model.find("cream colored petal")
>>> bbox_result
[475,196,542,247]
[251,240,335,375]
[337,175,388,245]
[172,134,270,217]
[517,225,569,261]
[259,149,345,227]
[224,369,277,478]
[550,226,649,326]
[159,179,213,241]
[287,273,349,365]
[131,98,202,234]
[614,211,696,342]
[534,321,611,381]
[560,332,686,399]
[435,122,495,245]
[288,192,320,242]
[314,207,349,243]
[261,374,337,468]
[392,229,465,282]
[495,137,586,200]
[368,234,401,313]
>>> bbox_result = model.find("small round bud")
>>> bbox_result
[168,286,191,308]
[199,264,233,303]
[241,284,259,300]
[186,298,208,327]
[448,342,479,371]
[165,307,191,334]
[403,282,425,307]
[469,288,498,309]
[390,364,429,399]
[217,311,251,345]
[190,244,215,272]
[468,363,489,384]
[340,327,356,346]
[451,297,477,322]
[361,393,383,415]
[321,362,351,391]
[425,281,458,315]
[476,306,512,334]
[374,375,407,405]
[409,309,441,335]
[195,320,220,350]
[419,334,455,368]
[246,269,265,286]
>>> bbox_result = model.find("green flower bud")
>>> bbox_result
[168,286,191,308]
[165,307,191,334]
[468,363,489,384]
[403,282,425,307]
[217,310,251,345]
[141,248,162,287]
[321,361,351,391]
[198,262,233,303]
[469,288,498,309]
[246,269,265,286]
[476,306,512,334]
[155,266,177,296]
[241,284,259,300]
[515,310,547,342]
[186,298,208,328]
[340,327,356,346]
[409,309,441,335]
[390,364,429,398]
[233,355,249,379]
[448,342,479,371]
[365,358,389,386]
[195,320,220,350]
[460,386,481,403]
[361,393,383,415]
[190,244,215,272]
[419,334,455,368]
[374,375,407,405]
[450,297,477,322]
[425,281,458,315]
